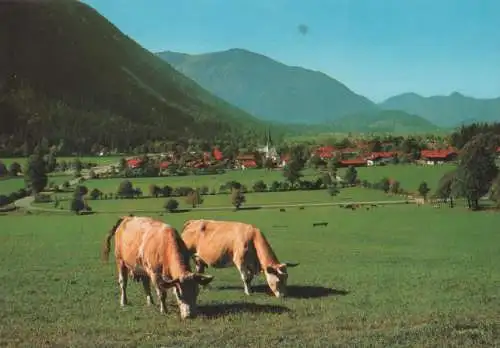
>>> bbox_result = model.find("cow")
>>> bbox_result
[101,215,214,319]
[181,219,299,298]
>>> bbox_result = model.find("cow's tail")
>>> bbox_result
[101,217,125,262]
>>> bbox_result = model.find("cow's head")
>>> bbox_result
[264,262,299,298]
[160,272,214,319]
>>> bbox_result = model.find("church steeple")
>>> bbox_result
[266,128,272,147]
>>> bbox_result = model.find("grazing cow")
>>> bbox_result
[101,216,214,319]
[181,219,299,298]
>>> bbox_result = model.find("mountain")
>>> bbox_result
[379,92,500,127]
[329,109,441,134]
[157,49,378,124]
[0,0,270,156]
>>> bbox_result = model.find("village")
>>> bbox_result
[119,137,462,176]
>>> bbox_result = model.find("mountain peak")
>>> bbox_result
[157,48,377,124]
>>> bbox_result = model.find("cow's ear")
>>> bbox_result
[160,276,179,288]
[194,273,214,286]
[284,262,299,268]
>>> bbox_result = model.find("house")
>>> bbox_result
[236,154,258,169]
[314,146,336,160]
[126,158,143,169]
[420,149,458,164]
[366,151,397,166]
[338,158,367,168]
[213,147,224,161]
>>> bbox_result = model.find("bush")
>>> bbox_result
[164,198,179,213]
[90,188,102,200]
[253,180,267,192]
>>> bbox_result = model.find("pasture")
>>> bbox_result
[1,203,499,346]
[0,163,455,197]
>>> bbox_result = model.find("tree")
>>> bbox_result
[418,181,430,201]
[321,173,332,188]
[89,188,102,200]
[73,158,82,177]
[380,177,390,193]
[0,161,7,177]
[117,180,134,198]
[252,180,267,192]
[452,133,499,210]
[149,184,161,198]
[390,180,401,195]
[328,182,339,197]
[24,151,48,195]
[369,139,382,153]
[70,185,88,214]
[434,170,456,207]
[327,157,339,179]
[8,162,21,177]
[164,198,179,213]
[45,150,57,173]
[162,185,173,197]
[231,187,246,210]
[185,188,203,208]
[344,166,358,186]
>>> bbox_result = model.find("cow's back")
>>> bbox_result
[115,217,173,272]
[182,219,255,267]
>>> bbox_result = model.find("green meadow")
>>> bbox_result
[2,162,499,346]
[1,204,499,346]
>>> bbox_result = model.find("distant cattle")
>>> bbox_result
[312,222,328,227]
[101,215,214,319]
[181,219,299,298]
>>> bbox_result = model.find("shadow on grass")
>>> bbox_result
[235,206,262,211]
[216,284,350,299]
[197,301,290,318]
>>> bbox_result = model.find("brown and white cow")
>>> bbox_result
[101,215,214,319]
[181,219,299,298]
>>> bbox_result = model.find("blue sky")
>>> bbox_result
[82,0,500,102]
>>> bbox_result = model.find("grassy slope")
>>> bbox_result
[0,1,268,150]
[1,204,499,346]
[330,109,442,134]
[157,49,378,124]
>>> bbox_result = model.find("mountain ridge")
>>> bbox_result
[0,0,274,155]
[157,49,378,124]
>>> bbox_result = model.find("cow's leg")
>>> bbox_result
[141,276,154,306]
[236,264,254,296]
[151,276,167,314]
[118,261,129,307]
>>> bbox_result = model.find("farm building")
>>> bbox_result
[420,149,458,164]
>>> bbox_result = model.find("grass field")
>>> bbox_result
[0,156,124,168]
[0,163,455,197]
[37,188,402,213]
[1,203,499,346]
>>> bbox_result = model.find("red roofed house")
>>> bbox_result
[314,146,336,159]
[236,154,258,169]
[338,158,367,168]
[420,149,458,164]
[213,147,224,161]
[126,158,143,169]
[159,161,170,169]
[366,151,398,166]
